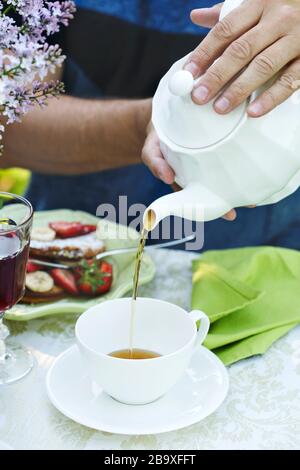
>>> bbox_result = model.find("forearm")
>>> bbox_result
[1,96,151,174]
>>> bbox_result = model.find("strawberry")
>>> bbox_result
[75,260,113,296]
[50,268,79,295]
[27,260,41,273]
[80,224,97,235]
[49,221,96,238]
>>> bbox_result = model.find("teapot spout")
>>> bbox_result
[143,183,232,231]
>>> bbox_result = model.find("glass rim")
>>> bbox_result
[0,191,33,233]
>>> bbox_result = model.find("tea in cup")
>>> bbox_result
[75,297,210,405]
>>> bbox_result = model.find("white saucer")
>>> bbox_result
[46,345,229,435]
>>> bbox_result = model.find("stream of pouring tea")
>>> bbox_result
[129,226,148,358]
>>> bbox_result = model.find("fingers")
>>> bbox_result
[213,37,298,114]
[171,183,182,192]
[141,129,175,185]
[222,209,237,221]
[191,24,278,105]
[247,58,300,117]
[184,0,262,78]
[223,205,256,221]
[190,3,223,29]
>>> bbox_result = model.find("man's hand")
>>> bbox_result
[184,0,300,117]
[141,123,175,185]
[141,123,237,220]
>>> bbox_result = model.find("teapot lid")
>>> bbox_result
[153,56,248,149]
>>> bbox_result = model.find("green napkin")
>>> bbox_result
[192,246,300,365]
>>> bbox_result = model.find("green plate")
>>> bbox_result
[5,209,155,321]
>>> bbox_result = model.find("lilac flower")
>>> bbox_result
[0,0,75,154]
[3,80,64,123]
[15,1,76,41]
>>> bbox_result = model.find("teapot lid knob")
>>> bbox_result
[168,70,194,96]
[154,54,247,149]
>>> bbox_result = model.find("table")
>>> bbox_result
[1,249,300,450]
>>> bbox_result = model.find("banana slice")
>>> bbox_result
[25,271,54,293]
[31,227,56,242]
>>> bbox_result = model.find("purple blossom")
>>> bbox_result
[15,1,76,41]
[3,80,64,123]
[0,0,75,153]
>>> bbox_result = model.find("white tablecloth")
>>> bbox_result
[1,249,300,450]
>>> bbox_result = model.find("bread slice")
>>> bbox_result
[30,232,105,261]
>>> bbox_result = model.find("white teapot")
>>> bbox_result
[144,0,300,230]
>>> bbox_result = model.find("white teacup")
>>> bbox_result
[75,297,210,405]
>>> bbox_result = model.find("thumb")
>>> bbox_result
[190,3,223,29]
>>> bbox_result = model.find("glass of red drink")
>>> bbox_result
[0,192,33,384]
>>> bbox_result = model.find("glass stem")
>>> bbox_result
[0,315,9,362]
